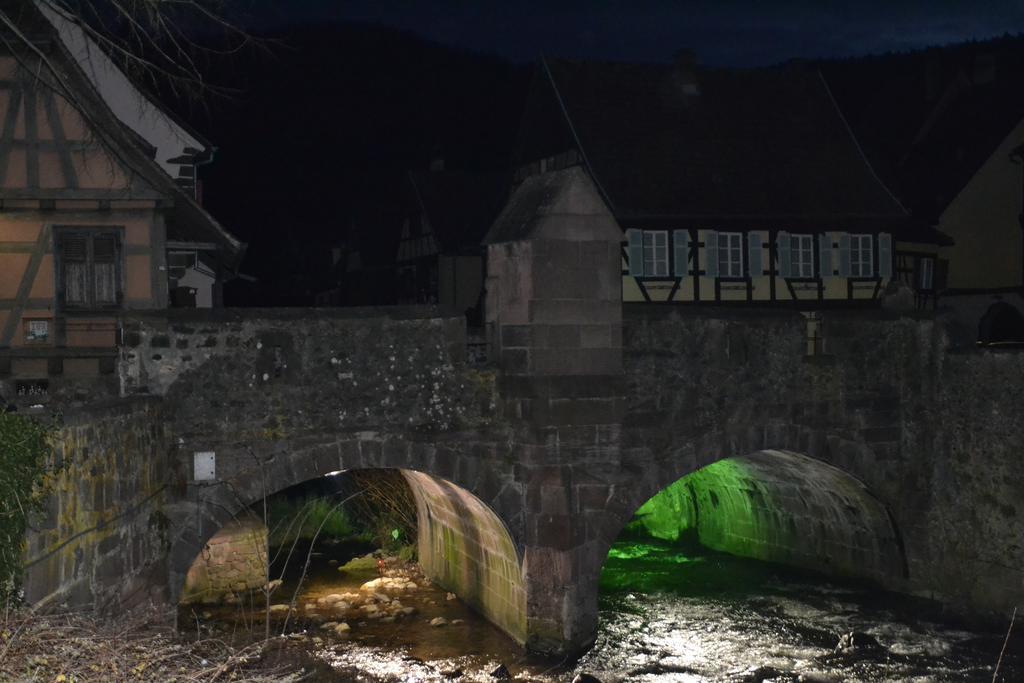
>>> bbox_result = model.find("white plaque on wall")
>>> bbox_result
[193,451,216,482]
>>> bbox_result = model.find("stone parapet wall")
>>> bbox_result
[181,517,267,605]
[23,398,170,611]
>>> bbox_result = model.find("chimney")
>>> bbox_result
[672,48,699,96]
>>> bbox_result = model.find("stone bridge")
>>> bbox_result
[21,255,1024,657]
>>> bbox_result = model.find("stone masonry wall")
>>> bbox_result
[618,308,1024,618]
[403,469,527,644]
[23,398,171,611]
[181,517,267,605]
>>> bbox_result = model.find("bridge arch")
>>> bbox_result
[595,449,908,594]
[166,437,526,643]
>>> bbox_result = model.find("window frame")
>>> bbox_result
[849,234,874,277]
[54,226,125,311]
[790,234,815,278]
[642,230,669,277]
[717,231,744,278]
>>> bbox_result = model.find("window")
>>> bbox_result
[718,232,743,277]
[918,257,934,290]
[791,234,814,277]
[849,234,873,277]
[57,228,123,308]
[643,231,669,276]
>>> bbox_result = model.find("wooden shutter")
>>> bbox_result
[877,233,892,278]
[673,230,689,276]
[92,233,119,305]
[627,230,644,276]
[704,230,718,278]
[60,233,89,307]
[747,233,763,276]
[818,234,832,277]
[777,231,791,278]
[837,233,852,277]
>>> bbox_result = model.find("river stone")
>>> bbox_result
[430,617,448,627]
[321,622,338,630]
[334,623,351,636]
[490,664,511,680]
[268,604,291,614]
[401,607,417,616]
[265,579,283,593]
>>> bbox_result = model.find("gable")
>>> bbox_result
[0,56,162,199]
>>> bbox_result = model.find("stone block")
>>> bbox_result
[501,325,531,348]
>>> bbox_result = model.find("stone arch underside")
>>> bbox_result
[166,440,526,644]
[607,449,907,587]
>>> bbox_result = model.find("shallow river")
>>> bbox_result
[193,539,1021,681]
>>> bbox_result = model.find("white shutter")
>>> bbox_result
[838,233,852,278]
[818,234,833,277]
[628,230,644,276]
[673,230,689,276]
[704,230,718,278]
[747,233,763,276]
[777,231,791,278]
[878,233,892,278]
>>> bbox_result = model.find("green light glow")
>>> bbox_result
[606,451,906,586]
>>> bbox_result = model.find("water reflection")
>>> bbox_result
[191,539,1020,681]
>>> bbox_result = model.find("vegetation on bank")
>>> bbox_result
[0,412,52,601]
[264,470,418,555]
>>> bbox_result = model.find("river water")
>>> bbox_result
[193,539,1021,681]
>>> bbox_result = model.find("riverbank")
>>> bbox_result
[0,605,319,681]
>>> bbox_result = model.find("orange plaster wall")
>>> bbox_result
[0,253,29,298]
[29,255,55,299]
[0,220,43,242]
[126,255,152,299]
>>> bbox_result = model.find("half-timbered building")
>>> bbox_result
[0,2,243,400]
[509,55,945,309]
[395,166,507,320]
[823,42,1024,343]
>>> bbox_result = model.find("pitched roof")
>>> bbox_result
[523,58,912,234]
[0,0,244,270]
[407,169,507,252]
[821,37,1024,222]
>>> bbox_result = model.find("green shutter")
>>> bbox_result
[838,233,852,278]
[818,234,832,277]
[628,230,644,276]
[878,233,892,278]
[704,230,718,278]
[777,231,791,278]
[673,230,689,276]
[747,233,763,276]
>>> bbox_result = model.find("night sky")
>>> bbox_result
[188,1,1024,305]
[239,0,1024,66]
